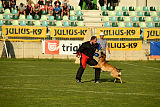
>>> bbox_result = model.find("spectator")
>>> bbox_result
[40,1,47,13]
[54,0,61,7]
[45,0,52,6]
[26,2,33,16]
[99,0,105,7]
[17,3,26,17]
[54,3,61,18]
[33,4,41,18]
[10,0,16,9]
[62,0,70,9]
[38,0,44,6]
[47,4,53,16]
[3,0,11,10]
[106,0,113,9]
[61,3,69,18]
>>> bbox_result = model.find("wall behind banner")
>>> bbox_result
[0,41,154,60]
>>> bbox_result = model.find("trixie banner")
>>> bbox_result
[50,27,90,38]
[43,40,82,55]
[107,41,142,51]
[96,28,140,38]
[144,29,160,40]
[2,26,47,37]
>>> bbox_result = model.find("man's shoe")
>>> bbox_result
[76,79,83,83]
[95,81,100,83]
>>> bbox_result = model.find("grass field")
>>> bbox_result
[0,58,160,107]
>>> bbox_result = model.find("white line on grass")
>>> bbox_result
[0,86,159,97]
[121,62,160,70]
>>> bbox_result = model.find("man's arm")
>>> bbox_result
[76,42,86,57]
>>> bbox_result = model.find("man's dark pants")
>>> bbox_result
[76,54,101,82]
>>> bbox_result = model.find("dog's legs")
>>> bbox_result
[113,75,123,84]
[114,78,117,83]
[90,65,101,68]
[116,76,123,84]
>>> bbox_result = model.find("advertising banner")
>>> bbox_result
[2,26,47,37]
[144,29,160,40]
[96,28,140,38]
[150,41,160,58]
[107,41,142,51]
[44,40,59,54]
[50,27,89,38]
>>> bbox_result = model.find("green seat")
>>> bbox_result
[116,11,122,16]
[71,22,77,27]
[115,6,120,11]
[101,6,107,11]
[20,21,26,26]
[145,17,152,22]
[155,23,160,27]
[0,20,4,25]
[104,16,109,21]
[42,10,47,15]
[124,17,130,22]
[56,21,62,27]
[70,11,75,16]
[0,14,3,20]
[12,20,19,26]
[70,16,76,21]
[19,15,25,20]
[122,6,128,11]
[42,21,48,26]
[147,22,154,28]
[105,22,111,27]
[5,15,11,20]
[117,17,124,21]
[78,21,84,27]
[49,16,54,21]
[12,9,18,14]
[144,12,150,16]
[63,21,69,27]
[139,17,145,22]
[135,6,141,11]
[137,12,143,16]
[4,9,10,14]
[56,15,61,20]
[0,9,4,14]
[12,15,19,20]
[140,22,146,28]
[132,17,138,22]
[123,12,129,16]
[49,21,56,26]
[133,23,139,27]
[153,17,159,22]
[102,11,108,16]
[27,15,33,20]
[0,3,3,8]
[151,12,157,17]
[108,6,114,11]
[112,22,118,27]
[70,6,74,10]
[34,14,40,20]
[159,12,160,17]
[126,22,132,27]
[75,6,81,11]
[130,11,136,16]
[143,6,149,11]
[76,11,82,16]
[63,16,68,21]
[158,6,160,11]
[118,22,125,27]
[150,6,156,11]
[35,21,41,26]
[129,6,134,11]
[28,21,34,26]
[77,16,83,21]
[109,11,116,16]
[110,17,116,22]
[41,15,47,21]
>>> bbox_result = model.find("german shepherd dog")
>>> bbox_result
[90,54,122,83]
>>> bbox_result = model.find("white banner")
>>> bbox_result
[59,40,82,55]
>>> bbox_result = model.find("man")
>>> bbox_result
[97,32,110,56]
[54,3,61,18]
[3,0,11,10]
[76,36,101,83]
[54,0,61,7]
[17,3,26,17]
[61,3,69,18]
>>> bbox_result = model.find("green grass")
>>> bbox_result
[0,59,160,107]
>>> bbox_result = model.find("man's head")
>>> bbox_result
[64,3,67,7]
[90,36,97,45]
[20,3,23,7]
[100,32,104,39]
